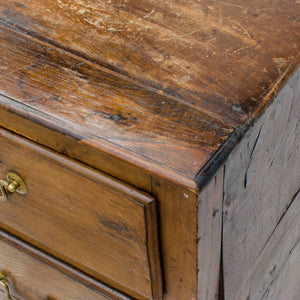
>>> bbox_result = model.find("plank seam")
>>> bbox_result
[250,186,300,276]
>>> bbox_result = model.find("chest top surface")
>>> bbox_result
[0,0,299,190]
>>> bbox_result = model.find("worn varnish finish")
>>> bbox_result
[0,0,299,124]
[0,1,299,300]
[0,94,154,192]
[0,24,233,183]
[0,128,162,300]
[0,1,299,187]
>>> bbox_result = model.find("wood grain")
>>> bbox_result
[233,191,300,300]
[0,23,233,183]
[0,2,299,299]
[151,179,198,300]
[0,0,299,124]
[0,94,154,192]
[0,0,299,188]
[0,128,162,300]
[0,229,135,300]
[197,167,224,300]
[222,68,300,299]
[0,230,131,300]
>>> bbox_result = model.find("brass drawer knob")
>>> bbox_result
[0,172,27,202]
[0,272,13,300]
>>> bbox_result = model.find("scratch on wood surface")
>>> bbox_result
[235,22,252,40]
[251,52,300,119]
[255,7,284,13]
[0,63,34,75]
[159,32,214,50]
[273,57,290,70]
[232,46,252,54]
[143,9,156,19]
[207,21,258,46]
[211,0,249,12]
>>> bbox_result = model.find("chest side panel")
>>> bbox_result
[222,68,300,299]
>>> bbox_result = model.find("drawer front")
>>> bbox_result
[0,230,131,300]
[0,128,162,300]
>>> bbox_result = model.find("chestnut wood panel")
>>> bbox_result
[222,69,300,299]
[0,0,299,125]
[0,128,162,300]
[0,230,132,300]
[0,23,233,183]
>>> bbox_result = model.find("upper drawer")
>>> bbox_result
[0,128,162,300]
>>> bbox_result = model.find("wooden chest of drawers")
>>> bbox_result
[0,1,299,299]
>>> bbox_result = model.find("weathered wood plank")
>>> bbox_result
[197,167,224,300]
[223,68,300,299]
[235,191,300,300]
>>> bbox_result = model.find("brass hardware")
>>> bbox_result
[0,184,7,202]
[0,272,13,300]
[0,172,27,201]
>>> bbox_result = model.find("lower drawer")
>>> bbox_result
[0,230,131,300]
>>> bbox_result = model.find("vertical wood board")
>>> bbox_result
[223,68,300,299]
[234,191,300,300]
[197,166,224,300]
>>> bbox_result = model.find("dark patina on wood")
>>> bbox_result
[0,0,299,190]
